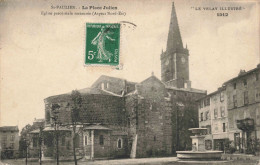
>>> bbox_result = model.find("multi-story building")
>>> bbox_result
[198,87,228,151]
[0,126,19,159]
[198,64,260,153]
[225,64,260,153]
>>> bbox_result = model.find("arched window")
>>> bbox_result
[117,138,123,149]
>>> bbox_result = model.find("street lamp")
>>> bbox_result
[23,136,30,165]
[38,126,43,165]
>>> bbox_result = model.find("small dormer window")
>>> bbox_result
[243,79,247,87]
[184,83,187,88]
[101,83,105,90]
[220,92,224,102]
[126,86,129,92]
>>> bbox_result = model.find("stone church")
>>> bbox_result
[30,3,206,159]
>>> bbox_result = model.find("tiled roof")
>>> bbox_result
[34,119,45,123]
[140,75,166,86]
[43,126,71,132]
[84,125,111,130]
[197,86,225,101]
[91,75,137,88]
[45,87,118,101]
[223,66,259,84]
[166,86,206,94]
[140,75,206,94]
[77,87,115,96]
[0,126,19,132]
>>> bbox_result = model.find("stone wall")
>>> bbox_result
[125,76,173,157]
[44,92,129,158]
[44,94,126,127]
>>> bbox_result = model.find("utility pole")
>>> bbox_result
[25,143,28,165]
[56,123,59,165]
[24,137,29,165]
[51,109,60,165]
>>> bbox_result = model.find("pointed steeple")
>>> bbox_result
[166,2,183,53]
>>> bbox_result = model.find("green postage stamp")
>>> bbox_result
[85,23,120,66]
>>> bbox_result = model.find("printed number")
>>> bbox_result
[88,51,95,60]
[217,13,228,17]
[114,49,118,62]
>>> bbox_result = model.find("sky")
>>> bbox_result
[0,0,259,131]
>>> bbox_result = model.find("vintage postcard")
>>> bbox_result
[0,0,259,164]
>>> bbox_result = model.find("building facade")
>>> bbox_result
[0,126,19,159]
[198,87,228,151]
[198,64,260,154]
[225,65,260,153]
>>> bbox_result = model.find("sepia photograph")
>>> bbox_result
[0,0,259,164]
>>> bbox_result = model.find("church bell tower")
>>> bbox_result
[161,2,191,89]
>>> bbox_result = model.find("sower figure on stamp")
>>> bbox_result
[91,26,115,62]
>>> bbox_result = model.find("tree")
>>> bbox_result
[19,124,35,158]
[71,90,82,165]
[171,93,199,153]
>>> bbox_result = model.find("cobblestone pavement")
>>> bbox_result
[1,157,259,165]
